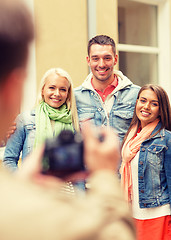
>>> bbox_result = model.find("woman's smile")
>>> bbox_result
[136,89,159,129]
[42,73,70,109]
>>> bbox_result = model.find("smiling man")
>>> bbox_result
[75,35,140,142]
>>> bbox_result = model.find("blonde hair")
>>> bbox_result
[37,68,80,132]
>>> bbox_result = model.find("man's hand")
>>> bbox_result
[6,121,16,139]
[0,122,16,147]
[82,124,120,173]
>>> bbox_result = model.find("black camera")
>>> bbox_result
[41,130,85,179]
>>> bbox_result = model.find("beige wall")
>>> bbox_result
[34,0,120,90]
[96,0,118,44]
[32,0,171,92]
[170,0,171,64]
[96,0,119,69]
[34,0,88,88]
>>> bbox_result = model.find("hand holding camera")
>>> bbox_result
[41,130,85,179]
[17,124,120,186]
[82,124,120,173]
[42,124,120,179]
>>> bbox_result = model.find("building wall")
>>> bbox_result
[32,0,171,94]
[33,0,120,89]
[170,0,171,68]
[96,0,118,44]
[22,0,37,111]
[34,0,88,88]
[96,0,119,69]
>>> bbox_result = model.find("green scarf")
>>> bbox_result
[34,101,74,148]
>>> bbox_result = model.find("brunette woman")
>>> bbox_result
[120,84,171,240]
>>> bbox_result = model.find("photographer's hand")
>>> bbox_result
[16,145,62,188]
[16,124,120,187]
[82,123,120,173]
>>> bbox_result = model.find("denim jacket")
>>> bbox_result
[3,110,36,170]
[74,70,140,142]
[138,122,171,208]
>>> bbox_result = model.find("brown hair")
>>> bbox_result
[0,0,34,83]
[88,35,116,56]
[123,84,171,145]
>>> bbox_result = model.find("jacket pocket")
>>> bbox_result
[113,109,133,119]
[25,124,36,130]
[113,101,135,118]
[78,112,95,123]
[25,124,36,141]
[112,108,134,137]
[147,145,166,166]
[77,105,96,121]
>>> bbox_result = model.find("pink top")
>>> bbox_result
[91,75,118,102]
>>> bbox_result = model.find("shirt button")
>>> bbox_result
[140,176,143,180]
[140,161,143,165]
[141,190,144,193]
[98,108,101,111]
[142,148,145,151]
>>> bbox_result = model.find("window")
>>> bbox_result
[117,0,171,99]
[118,0,158,86]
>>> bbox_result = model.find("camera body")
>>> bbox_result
[42,130,85,179]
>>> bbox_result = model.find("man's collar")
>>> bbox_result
[91,74,118,91]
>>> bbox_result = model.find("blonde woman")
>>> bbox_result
[3,68,79,170]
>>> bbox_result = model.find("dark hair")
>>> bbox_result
[0,0,34,84]
[123,84,171,145]
[88,35,116,56]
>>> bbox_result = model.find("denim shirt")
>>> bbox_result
[74,71,140,142]
[3,110,36,170]
[138,122,171,208]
